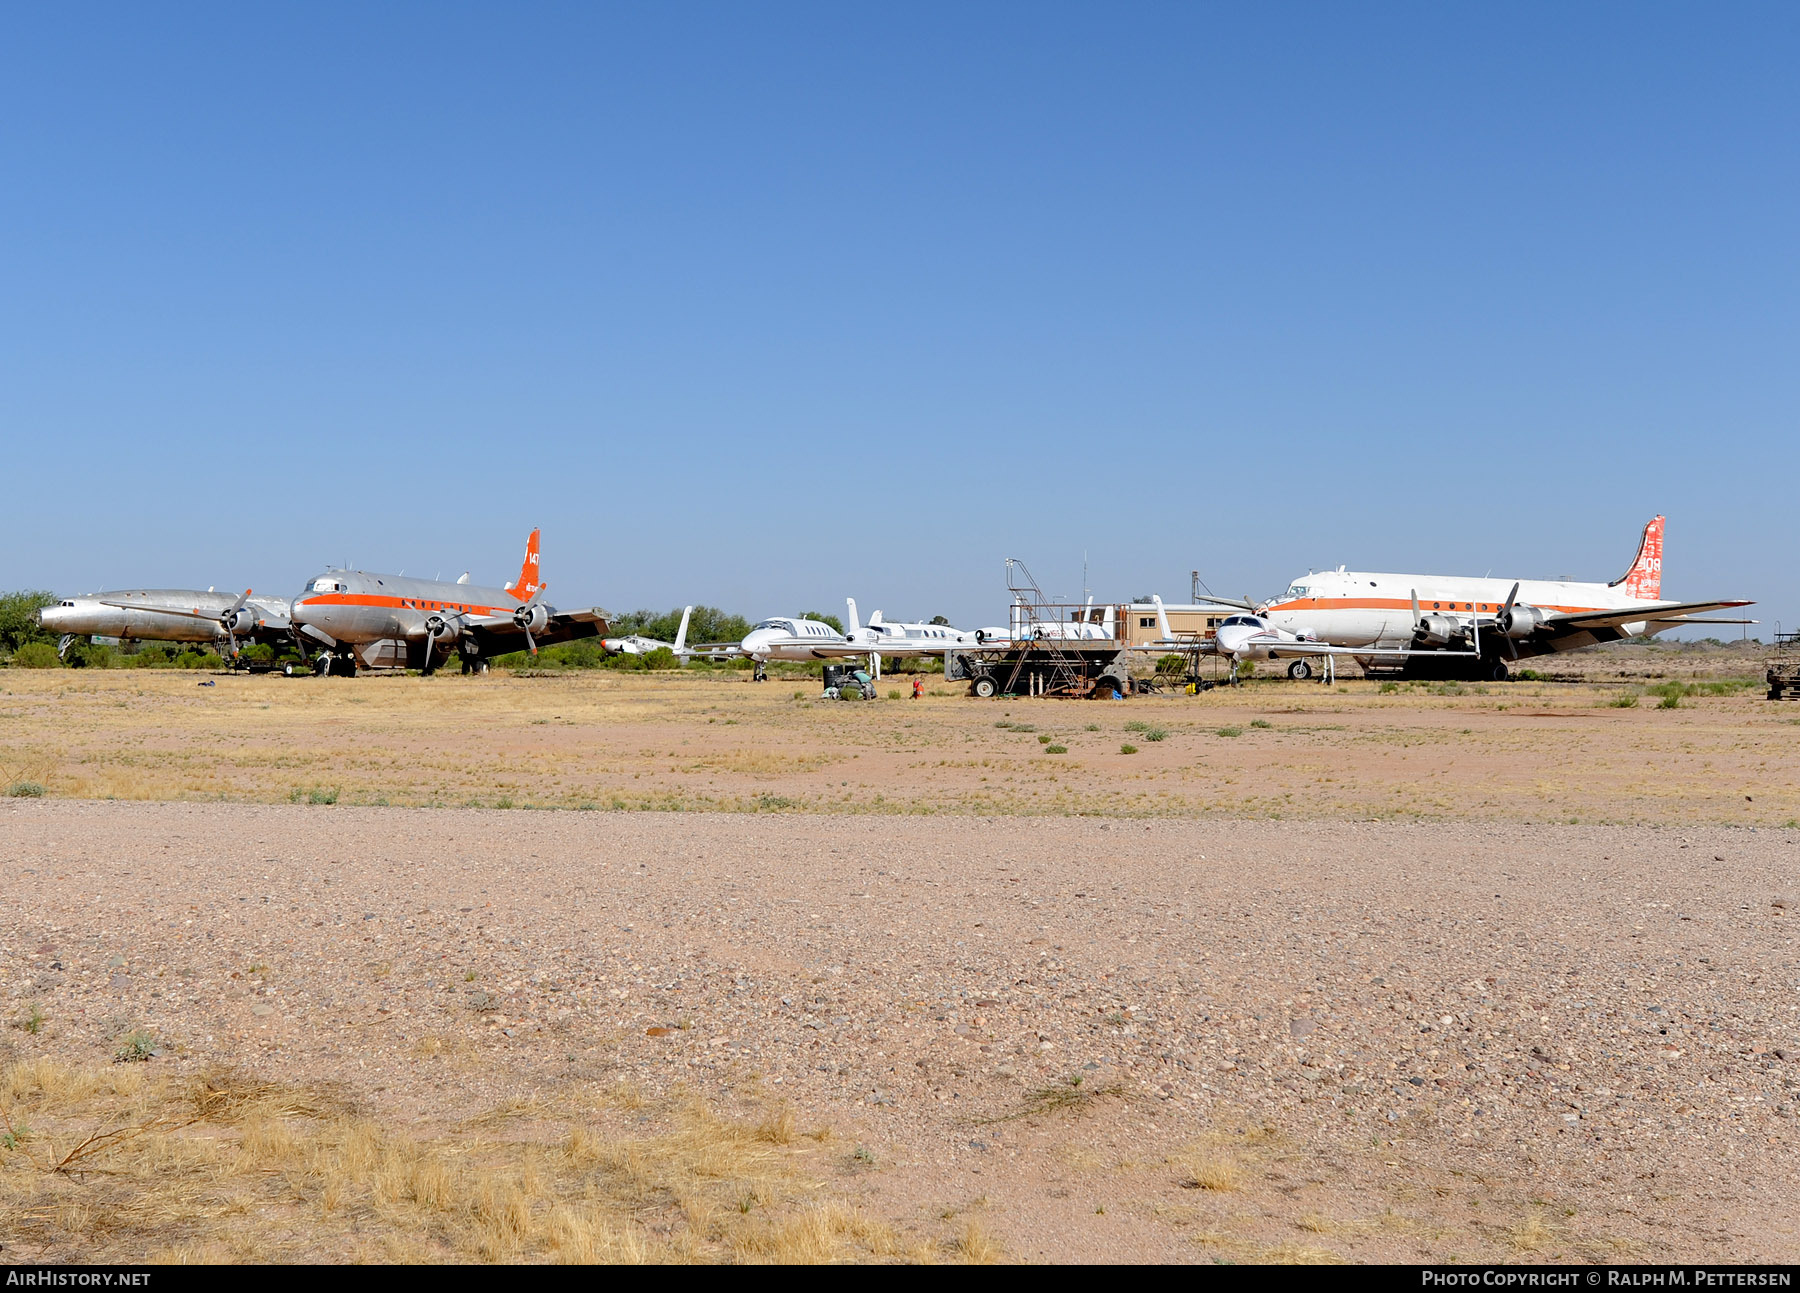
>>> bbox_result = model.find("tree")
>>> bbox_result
[0,590,57,656]
[930,615,950,626]
[801,611,845,633]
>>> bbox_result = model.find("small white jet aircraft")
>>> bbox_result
[1247,516,1752,681]
[840,600,988,677]
[738,613,853,679]
[601,607,692,657]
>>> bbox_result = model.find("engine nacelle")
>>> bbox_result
[1499,604,1547,639]
[424,612,461,641]
[514,604,549,635]
[221,607,258,636]
[1416,613,1461,646]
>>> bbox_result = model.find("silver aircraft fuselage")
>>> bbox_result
[289,571,527,650]
[37,590,283,645]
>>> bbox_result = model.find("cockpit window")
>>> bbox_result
[752,619,789,633]
[1221,615,1261,628]
[1284,584,1310,599]
[308,578,344,593]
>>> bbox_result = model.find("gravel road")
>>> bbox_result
[6,800,1797,1261]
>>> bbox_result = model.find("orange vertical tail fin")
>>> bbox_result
[511,529,543,602]
[1612,515,1664,601]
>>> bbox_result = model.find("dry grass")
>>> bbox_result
[1509,1209,1554,1253]
[953,1217,1002,1264]
[5,658,1796,826]
[0,1059,908,1264]
[1172,1144,1242,1192]
[983,1076,1126,1124]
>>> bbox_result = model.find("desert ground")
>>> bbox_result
[2,646,1797,1263]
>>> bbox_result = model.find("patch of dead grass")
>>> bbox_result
[0,1058,904,1264]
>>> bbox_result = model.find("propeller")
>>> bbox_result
[423,612,460,666]
[219,589,252,657]
[1496,582,1522,660]
[513,594,550,656]
[1410,588,1422,634]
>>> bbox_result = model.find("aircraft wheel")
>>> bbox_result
[972,677,997,699]
[1287,660,1313,681]
[313,653,332,676]
[1486,660,1510,682]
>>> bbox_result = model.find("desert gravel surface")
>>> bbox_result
[5,799,1798,1262]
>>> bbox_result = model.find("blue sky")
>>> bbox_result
[3,4,1794,632]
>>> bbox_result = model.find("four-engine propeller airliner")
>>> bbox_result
[1243,516,1753,681]
[288,529,610,675]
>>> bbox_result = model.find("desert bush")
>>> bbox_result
[173,649,223,670]
[1120,744,1138,754]
[11,642,59,669]
[7,781,47,798]
[1044,744,1067,754]
[0,590,57,655]
[1216,726,1243,738]
[64,640,115,669]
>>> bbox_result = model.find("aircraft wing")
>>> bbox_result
[462,606,611,651]
[1538,600,1754,633]
[682,641,744,660]
[95,599,221,621]
[1234,635,1475,659]
[95,598,292,637]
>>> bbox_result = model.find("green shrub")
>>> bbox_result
[1216,726,1243,738]
[126,645,175,668]
[1155,655,1186,675]
[888,690,901,700]
[1120,743,1138,755]
[0,590,57,655]
[1141,726,1168,742]
[1378,681,1399,694]
[11,642,59,669]
[1514,669,1545,681]
[307,787,339,805]
[7,781,46,798]
[1657,692,1681,710]
[1044,744,1067,754]
[1236,660,1256,678]
[1250,718,1272,729]
[114,1029,159,1063]
[1606,692,1639,708]
[1037,734,1052,744]
[1084,723,1100,731]
[173,649,223,670]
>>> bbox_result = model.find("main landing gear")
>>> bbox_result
[312,651,357,677]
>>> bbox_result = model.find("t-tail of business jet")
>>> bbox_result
[287,528,610,676]
[1242,516,1752,681]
